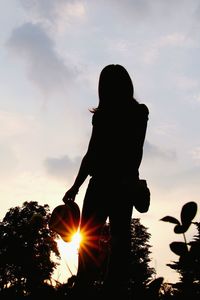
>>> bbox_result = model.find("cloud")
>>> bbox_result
[159,33,196,48]
[141,31,198,65]
[165,165,200,191]
[6,22,76,95]
[20,0,59,22]
[142,142,200,192]
[44,155,81,181]
[107,0,196,25]
[144,141,177,161]
[19,0,86,34]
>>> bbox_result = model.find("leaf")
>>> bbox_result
[169,242,188,256]
[180,201,197,228]
[174,224,188,234]
[160,216,180,225]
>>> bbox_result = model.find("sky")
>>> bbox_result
[1,0,200,284]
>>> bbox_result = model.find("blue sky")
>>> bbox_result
[1,0,200,283]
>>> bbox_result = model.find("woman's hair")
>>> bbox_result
[91,64,135,112]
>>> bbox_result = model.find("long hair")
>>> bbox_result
[91,64,135,112]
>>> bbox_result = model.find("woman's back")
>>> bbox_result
[89,100,149,181]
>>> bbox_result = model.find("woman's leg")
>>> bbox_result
[75,178,108,289]
[104,194,133,298]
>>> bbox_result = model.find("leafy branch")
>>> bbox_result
[160,201,197,254]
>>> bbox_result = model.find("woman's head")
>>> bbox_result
[97,64,134,110]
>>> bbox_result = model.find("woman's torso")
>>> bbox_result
[89,100,149,183]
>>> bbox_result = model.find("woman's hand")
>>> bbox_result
[62,185,79,204]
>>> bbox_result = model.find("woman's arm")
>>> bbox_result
[63,121,97,203]
[62,154,89,202]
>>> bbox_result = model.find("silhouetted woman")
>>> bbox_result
[63,64,149,299]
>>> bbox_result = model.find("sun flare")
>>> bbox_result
[57,231,83,262]
[71,231,83,247]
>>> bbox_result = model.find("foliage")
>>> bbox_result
[161,201,197,234]
[130,218,156,293]
[94,218,156,297]
[0,201,60,296]
[4,199,200,299]
[161,201,200,299]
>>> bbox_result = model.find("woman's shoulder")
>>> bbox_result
[131,100,149,118]
[92,110,102,125]
[91,102,149,125]
[138,103,149,117]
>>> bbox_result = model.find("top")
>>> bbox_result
[86,101,149,182]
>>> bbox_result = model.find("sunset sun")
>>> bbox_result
[57,231,83,263]
[71,231,83,247]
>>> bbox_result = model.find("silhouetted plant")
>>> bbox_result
[159,281,176,300]
[92,218,155,298]
[146,276,164,300]
[0,201,60,297]
[190,222,200,282]
[130,218,156,297]
[161,201,199,299]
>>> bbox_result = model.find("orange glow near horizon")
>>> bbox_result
[56,219,104,277]
[77,219,104,267]
[57,230,83,256]
[56,230,83,276]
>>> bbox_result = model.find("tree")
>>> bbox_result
[190,222,200,284]
[129,218,156,296]
[94,218,155,295]
[0,201,60,296]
